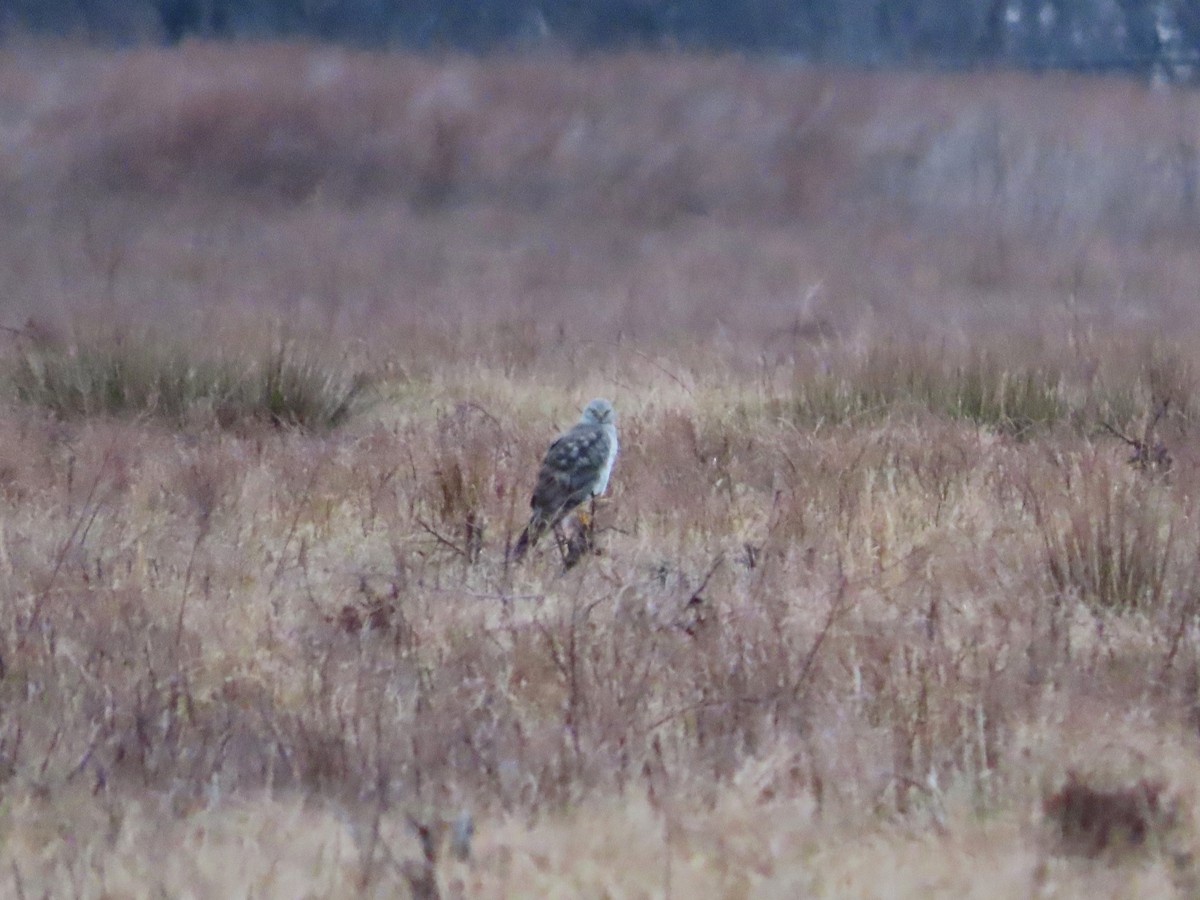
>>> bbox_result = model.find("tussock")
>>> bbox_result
[8,328,368,430]
[1,42,1200,897]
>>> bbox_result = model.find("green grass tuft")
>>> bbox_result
[790,347,1065,433]
[8,332,368,431]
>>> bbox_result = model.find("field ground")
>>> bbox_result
[1,42,1200,897]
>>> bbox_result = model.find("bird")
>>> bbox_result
[511,398,618,561]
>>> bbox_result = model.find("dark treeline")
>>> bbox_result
[2,0,1198,80]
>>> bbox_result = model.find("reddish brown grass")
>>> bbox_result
[0,42,1199,896]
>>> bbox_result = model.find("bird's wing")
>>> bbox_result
[530,424,612,518]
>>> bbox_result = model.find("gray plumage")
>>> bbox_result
[512,398,618,560]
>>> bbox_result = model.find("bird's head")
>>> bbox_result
[580,398,615,426]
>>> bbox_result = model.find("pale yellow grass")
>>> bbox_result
[1,41,1200,898]
[0,348,1195,896]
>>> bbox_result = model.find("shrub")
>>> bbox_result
[1044,772,1177,859]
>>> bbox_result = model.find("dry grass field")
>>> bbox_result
[4,41,1200,897]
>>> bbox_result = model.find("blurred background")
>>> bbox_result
[6,0,1200,80]
[2,2,1199,354]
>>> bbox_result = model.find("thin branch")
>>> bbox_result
[26,447,114,641]
[687,555,725,604]
[267,456,326,596]
[414,515,468,557]
[11,862,25,900]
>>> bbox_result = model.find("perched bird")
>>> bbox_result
[511,398,618,561]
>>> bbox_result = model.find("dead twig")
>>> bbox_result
[1101,399,1172,473]
[415,515,469,558]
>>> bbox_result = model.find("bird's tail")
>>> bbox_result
[510,520,544,561]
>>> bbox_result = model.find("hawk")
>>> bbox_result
[511,398,618,561]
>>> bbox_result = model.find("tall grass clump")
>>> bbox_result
[1031,465,1181,613]
[8,331,367,431]
[11,334,226,422]
[254,341,367,430]
[942,362,1064,432]
[791,345,1065,432]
